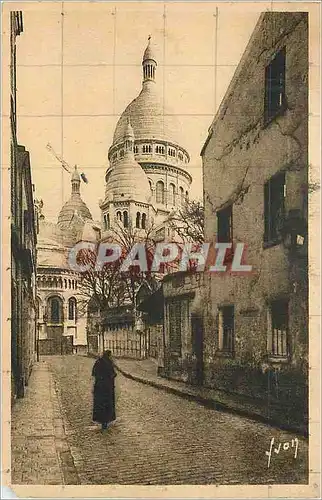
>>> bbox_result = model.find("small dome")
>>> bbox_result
[57,195,92,229]
[57,165,93,230]
[105,155,151,203]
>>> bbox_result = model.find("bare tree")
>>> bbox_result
[167,199,204,244]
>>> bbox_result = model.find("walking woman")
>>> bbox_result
[92,350,117,430]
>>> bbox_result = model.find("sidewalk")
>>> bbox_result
[114,358,307,437]
[11,361,79,485]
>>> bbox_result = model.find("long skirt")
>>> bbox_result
[92,379,116,424]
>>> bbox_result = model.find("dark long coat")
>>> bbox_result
[92,356,117,424]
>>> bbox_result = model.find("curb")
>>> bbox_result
[115,363,308,438]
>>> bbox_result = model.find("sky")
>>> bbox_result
[3,2,266,223]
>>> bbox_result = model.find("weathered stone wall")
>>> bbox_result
[201,13,308,421]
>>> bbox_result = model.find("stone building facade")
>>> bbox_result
[200,12,309,427]
[10,11,39,399]
[163,272,205,385]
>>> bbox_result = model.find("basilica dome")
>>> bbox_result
[112,84,180,147]
[105,120,151,204]
[57,166,92,230]
[110,38,182,151]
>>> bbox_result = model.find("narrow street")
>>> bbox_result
[45,355,308,485]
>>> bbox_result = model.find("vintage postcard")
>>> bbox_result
[1,1,321,498]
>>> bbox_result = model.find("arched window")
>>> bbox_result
[48,296,63,324]
[123,211,129,228]
[134,145,138,154]
[68,297,77,321]
[156,181,165,204]
[64,279,67,288]
[185,191,189,201]
[142,213,147,229]
[168,183,175,205]
[136,212,141,229]
[179,186,184,204]
[69,279,71,289]
[116,211,122,222]
[103,213,110,230]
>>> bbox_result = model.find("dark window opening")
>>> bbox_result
[264,47,286,124]
[141,213,147,229]
[68,297,77,321]
[123,211,129,228]
[136,212,141,229]
[217,205,233,263]
[217,205,233,243]
[49,297,63,324]
[264,172,285,244]
[270,299,289,357]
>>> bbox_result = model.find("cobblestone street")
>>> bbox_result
[42,355,308,485]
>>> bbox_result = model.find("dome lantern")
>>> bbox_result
[142,36,157,85]
[71,165,80,195]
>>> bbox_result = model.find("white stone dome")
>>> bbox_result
[105,155,151,203]
[112,83,182,147]
[111,38,182,150]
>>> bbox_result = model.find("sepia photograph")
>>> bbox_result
[1,1,321,497]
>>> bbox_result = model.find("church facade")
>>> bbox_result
[90,38,193,358]
[36,167,100,355]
